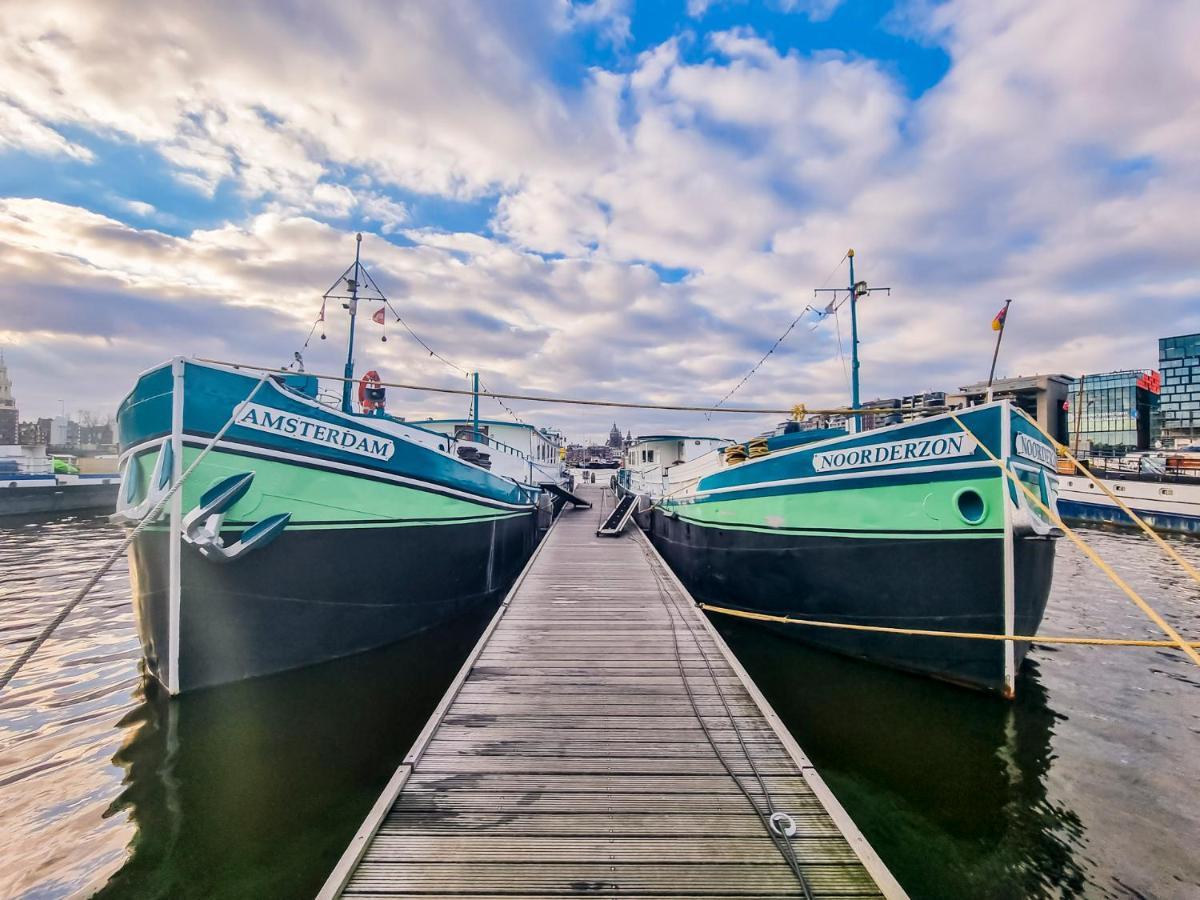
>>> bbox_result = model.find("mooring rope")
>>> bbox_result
[1011,405,1200,590]
[0,374,272,694]
[697,604,1200,647]
[947,412,1200,669]
[633,530,814,899]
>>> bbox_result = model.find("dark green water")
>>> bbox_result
[1,514,1197,898]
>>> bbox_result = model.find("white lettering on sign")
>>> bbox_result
[812,432,975,473]
[237,403,395,461]
[1015,433,1056,470]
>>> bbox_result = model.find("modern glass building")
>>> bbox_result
[1159,333,1200,446]
[1065,370,1160,455]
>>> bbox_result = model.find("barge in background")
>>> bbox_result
[1056,449,1200,534]
[1,447,119,517]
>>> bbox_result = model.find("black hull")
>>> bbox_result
[648,510,1055,694]
[129,513,538,692]
[0,483,119,517]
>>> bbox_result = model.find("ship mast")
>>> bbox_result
[321,233,389,414]
[815,249,889,434]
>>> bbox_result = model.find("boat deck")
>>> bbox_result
[319,485,905,899]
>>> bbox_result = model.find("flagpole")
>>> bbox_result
[985,298,1012,403]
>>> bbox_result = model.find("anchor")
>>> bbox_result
[111,441,174,524]
[181,471,290,563]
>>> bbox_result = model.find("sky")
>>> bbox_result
[1,0,1198,444]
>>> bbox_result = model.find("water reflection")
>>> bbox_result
[97,609,493,899]
[715,618,1088,900]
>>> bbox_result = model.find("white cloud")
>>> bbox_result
[1,0,1198,440]
[0,101,93,161]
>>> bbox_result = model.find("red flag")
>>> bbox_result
[991,304,1008,332]
[372,307,385,325]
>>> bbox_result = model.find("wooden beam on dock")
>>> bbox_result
[319,485,907,899]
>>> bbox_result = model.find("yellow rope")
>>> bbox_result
[698,603,1200,647]
[1011,405,1200,590]
[948,412,1200,669]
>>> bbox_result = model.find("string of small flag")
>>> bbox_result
[706,252,850,419]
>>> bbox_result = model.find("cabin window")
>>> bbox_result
[646,449,655,463]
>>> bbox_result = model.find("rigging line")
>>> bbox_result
[833,306,851,393]
[195,358,854,414]
[706,253,849,419]
[376,297,523,427]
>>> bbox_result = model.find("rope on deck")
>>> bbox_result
[0,374,272,694]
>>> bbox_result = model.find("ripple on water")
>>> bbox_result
[1,516,1198,898]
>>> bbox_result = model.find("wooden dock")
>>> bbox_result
[320,486,906,899]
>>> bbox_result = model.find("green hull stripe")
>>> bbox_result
[661,473,1005,537]
[134,445,524,525]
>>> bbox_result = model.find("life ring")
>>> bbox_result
[358,370,385,412]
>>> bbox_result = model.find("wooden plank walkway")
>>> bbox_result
[320,486,906,899]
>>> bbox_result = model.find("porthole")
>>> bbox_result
[954,488,987,525]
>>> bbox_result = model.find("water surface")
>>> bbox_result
[1,515,1197,898]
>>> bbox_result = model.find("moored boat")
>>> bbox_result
[1056,449,1200,534]
[619,251,1062,696]
[114,236,569,694]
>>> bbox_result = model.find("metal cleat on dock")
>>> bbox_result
[181,471,290,563]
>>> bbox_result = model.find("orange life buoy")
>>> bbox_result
[358,370,384,412]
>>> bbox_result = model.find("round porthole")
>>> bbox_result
[954,488,987,525]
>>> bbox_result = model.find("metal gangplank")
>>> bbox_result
[597,490,638,536]
[539,480,592,508]
[319,485,906,899]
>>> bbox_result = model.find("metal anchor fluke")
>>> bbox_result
[181,471,290,563]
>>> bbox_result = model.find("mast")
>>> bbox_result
[341,232,363,413]
[472,371,481,441]
[814,249,888,435]
[848,249,861,418]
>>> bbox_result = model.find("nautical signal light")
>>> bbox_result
[854,280,869,297]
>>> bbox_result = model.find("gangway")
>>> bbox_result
[597,491,638,536]
[538,481,591,508]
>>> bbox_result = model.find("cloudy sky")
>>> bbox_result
[1,0,1197,443]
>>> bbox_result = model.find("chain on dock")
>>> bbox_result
[632,528,815,900]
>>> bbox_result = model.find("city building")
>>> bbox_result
[607,423,622,448]
[19,418,52,445]
[0,352,17,445]
[951,374,1072,443]
[1064,370,1160,455]
[1159,332,1200,446]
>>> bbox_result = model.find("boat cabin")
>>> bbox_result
[419,418,565,485]
[620,435,731,498]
